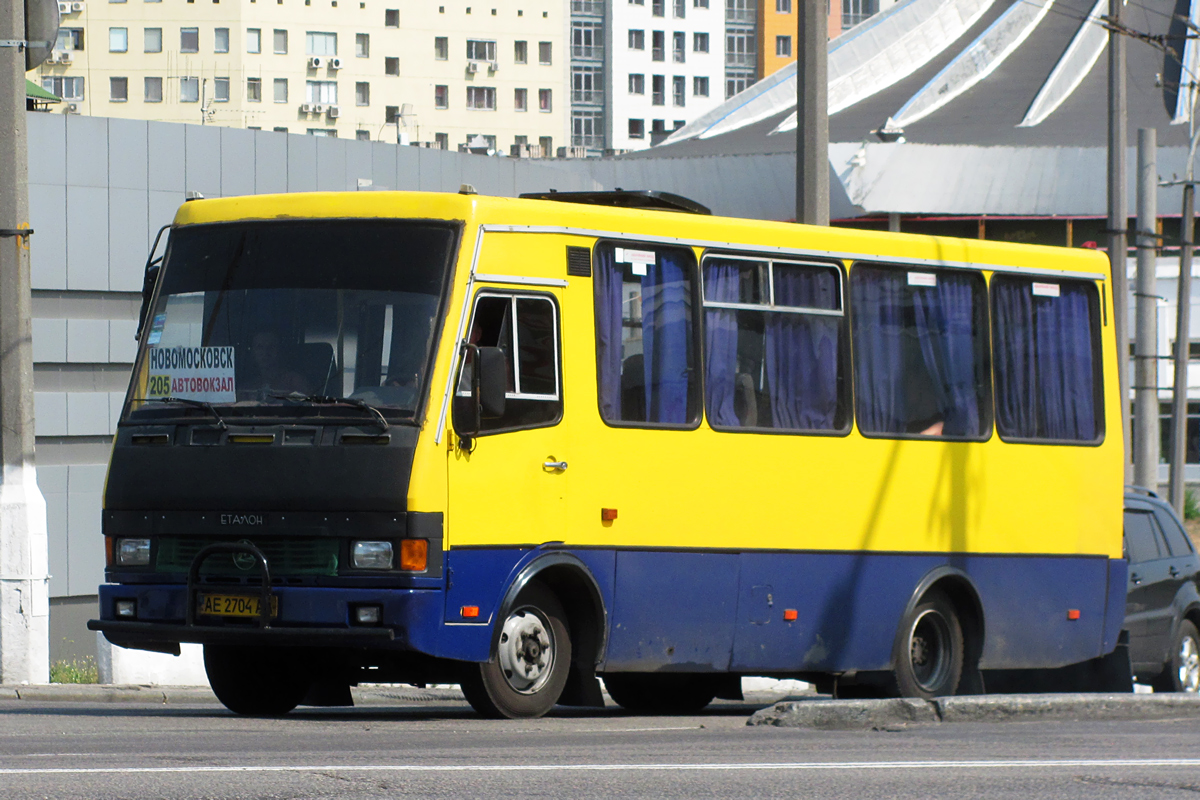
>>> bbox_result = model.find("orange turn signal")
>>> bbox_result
[399,539,428,572]
[461,605,480,618]
[783,609,798,621]
[104,536,114,568]
[1067,609,1081,620]
[601,508,618,521]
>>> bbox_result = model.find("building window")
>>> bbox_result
[539,88,551,112]
[673,0,685,16]
[56,28,83,50]
[215,27,230,53]
[672,75,685,106]
[726,31,754,67]
[180,76,199,102]
[437,133,450,149]
[776,0,790,10]
[247,28,261,53]
[384,8,399,26]
[651,30,664,61]
[273,77,288,102]
[467,86,496,109]
[672,31,685,62]
[514,87,527,111]
[538,41,552,64]
[727,0,754,21]
[355,81,369,105]
[843,0,879,31]
[693,31,708,52]
[726,75,752,98]
[273,29,288,54]
[630,0,643,4]
[109,77,128,101]
[434,84,448,108]
[571,111,603,148]
[693,75,708,96]
[385,105,399,122]
[466,39,496,61]
[628,118,644,138]
[305,80,337,104]
[273,127,288,133]
[385,56,399,75]
[214,76,230,101]
[144,76,162,102]
[572,66,604,103]
[306,31,337,56]
[538,135,552,155]
[109,27,128,52]
[42,76,85,100]
[628,73,644,94]
[434,36,448,60]
[514,40,527,63]
[356,130,370,141]
[356,33,369,57]
[143,27,161,53]
[694,0,708,5]
[652,0,664,15]
[572,22,603,59]
[775,35,791,57]
[180,27,198,53]
[652,74,665,105]
[308,128,338,137]
[247,77,262,101]
[629,29,645,50]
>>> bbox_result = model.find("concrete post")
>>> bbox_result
[0,0,50,684]
[1134,128,1159,490]
[795,0,829,226]
[1108,0,1130,478]
[1169,182,1194,514]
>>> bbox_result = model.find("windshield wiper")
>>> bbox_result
[150,396,227,430]
[272,393,389,433]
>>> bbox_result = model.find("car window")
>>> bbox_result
[1124,510,1164,563]
[1152,507,1195,557]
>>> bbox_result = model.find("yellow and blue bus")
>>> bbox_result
[89,189,1124,716]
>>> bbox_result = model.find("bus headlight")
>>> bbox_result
[116,538,151,566]
[351,540,394,570]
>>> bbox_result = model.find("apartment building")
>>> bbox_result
[757,0,896,81]
[35,0,569,153]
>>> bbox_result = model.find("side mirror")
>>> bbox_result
[136,261,160,339]
[452,344,507,445]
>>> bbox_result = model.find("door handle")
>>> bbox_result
[1170,566,1180,578]
[1131,573,1142,585]
[543,460,568,471]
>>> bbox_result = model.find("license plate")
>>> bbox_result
[198,593,279,618]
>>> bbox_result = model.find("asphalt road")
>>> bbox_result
[2,697,1200,799]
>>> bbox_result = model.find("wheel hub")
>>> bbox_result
[497,608,554,694]
[1179,634,1200,693]
[909,609,951,693]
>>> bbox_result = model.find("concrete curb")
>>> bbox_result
[748,693,1200,729]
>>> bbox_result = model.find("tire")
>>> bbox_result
[603,673,719,714]
[1153,620,1200,693]
[203,644,311,716]
[892,589,964,699]
[460,582,571,719]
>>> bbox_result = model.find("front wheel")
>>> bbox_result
[892,590,963,699]
[1154,620,1200,693]
[460,583,571,719]
[203,644,311,716]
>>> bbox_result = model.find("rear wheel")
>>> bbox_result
[203,644,311,716]
[893,590,963,699]
[603,673,719,714]
[460,583,571,719]
[1154,620,1200,693]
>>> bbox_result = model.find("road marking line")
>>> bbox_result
[2,759,1200,775]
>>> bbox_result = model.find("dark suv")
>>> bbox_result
[1124,487,1200,691]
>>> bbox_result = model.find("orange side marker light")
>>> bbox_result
[461,606,480,618]
[783,609,798,622]
[1067,609,1081,621]
[601,508,618,522]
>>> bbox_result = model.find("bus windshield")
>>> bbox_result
[124,219,457,423]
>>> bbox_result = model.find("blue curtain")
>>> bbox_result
[704,260,741,427]
[642,251,692,423]
[992,281,1037,437]
[595,246,623,421]
[765,268,840,429]
[911,275,981,437]
[851,270,906,433]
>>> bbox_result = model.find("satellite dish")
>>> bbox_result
[24,0,60,71]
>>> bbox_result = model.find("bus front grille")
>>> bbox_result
[155,537,340,577]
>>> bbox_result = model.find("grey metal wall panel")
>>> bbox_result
[66,115,109,189]
[147,121,186,193]
[184,125,223,198]
[67,320,109,363]
[107,118,148,191]
[66,465,106,597]
[395,145,421,190]
[108,392,127,431]
[29,183,67,290]
[254,131,288,195]
[109,187,149,292]
[344,139,373,191]
[32,319,67,363]
[26,112,66,185]
[316,137,348,190]
[109,321,138,363]
[463,156,514,197]
[66,186,110,291]
[416,148,448,192]
[34,392,67,437]
[370,141,397,190]
[220,127,257,198]
[287,133,318,192]
[67,393,111,436]
[40,465,69,598]
[148,191,182,240]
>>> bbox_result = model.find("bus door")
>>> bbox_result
[446,289,567,612]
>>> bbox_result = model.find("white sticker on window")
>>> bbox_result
[907,271,937,287]
[1032,282,1060,297]
[146,345,236,403]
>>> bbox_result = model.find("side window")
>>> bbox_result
[992,277,1102,443]
[459,293,561,433]
[702,254,848,432]
[594,241,700,427]
[850,265,991,439]
[1124,510,1164,563]
[1153,508,1195,557]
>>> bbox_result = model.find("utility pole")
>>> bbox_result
[795,0,829,225]
[1169,181,1193,512]
[0,0,50,683]
[1134,128,1159,490]
[1108,0,1130,478]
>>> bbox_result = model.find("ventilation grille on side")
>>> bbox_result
[566,246,592,278]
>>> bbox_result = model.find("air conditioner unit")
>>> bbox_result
[71,2,84,11]
[299,102,313,112]
[488,61,498,72]
[44,52,57,64]
[313,103,326,114]
[59,51,72,63]
[466,60,481,73]
[57,2,69,12]
[67,103,79,113]
[328,57,342,70]
[308,56,323,68]
[327,105,339,118]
